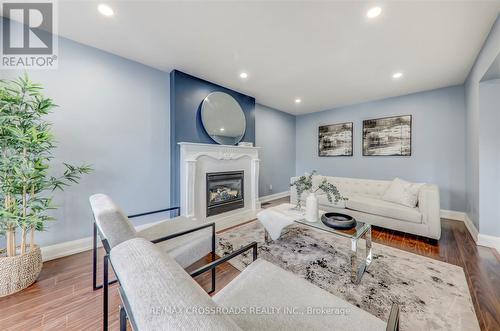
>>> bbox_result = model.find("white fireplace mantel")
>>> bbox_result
[178,142,261,229]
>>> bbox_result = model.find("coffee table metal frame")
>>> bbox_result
[295,218,372,284]
[262,204,372,284]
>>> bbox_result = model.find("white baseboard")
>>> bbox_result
[478,234,500,252]
[440,209,466,221]
[259,191,290,203]
[41,237,96,262]
[463,213,479,243]
[449,212,499,252]
[40,220,164,262]
[439,210,481,243]
[440,209,480,245]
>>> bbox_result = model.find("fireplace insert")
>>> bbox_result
[206,171,244,217]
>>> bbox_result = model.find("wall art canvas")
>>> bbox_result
[362,115,412,156]
[318,122,353,156]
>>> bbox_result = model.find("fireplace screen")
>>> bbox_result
[206,171,244,217]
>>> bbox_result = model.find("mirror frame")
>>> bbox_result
[201,91,246,145]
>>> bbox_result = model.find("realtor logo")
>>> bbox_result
[1,1,58,68]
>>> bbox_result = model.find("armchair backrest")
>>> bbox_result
[89,194,137,250]
[110,237,241,330]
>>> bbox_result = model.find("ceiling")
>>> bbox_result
[53,1,500,114]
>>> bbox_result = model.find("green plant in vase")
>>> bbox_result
[316,179,348,204]
[290,171,315,210]
[0,74,91,296]
[290,170,347,210]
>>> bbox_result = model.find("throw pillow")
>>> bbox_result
[382,178,422,208]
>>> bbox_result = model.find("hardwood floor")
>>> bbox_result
[1,197,498,330]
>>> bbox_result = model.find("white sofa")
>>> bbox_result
[290,176,441,240]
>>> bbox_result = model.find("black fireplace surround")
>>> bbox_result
[206,171,244,217]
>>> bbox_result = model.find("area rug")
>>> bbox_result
[216,221,479,331]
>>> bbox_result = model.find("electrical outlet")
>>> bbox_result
[269,184,273,191]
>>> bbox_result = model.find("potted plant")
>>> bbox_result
[290,171,315,210]
[290,171,346,221]
[0,75,91,297]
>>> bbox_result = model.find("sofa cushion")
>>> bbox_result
[111,238,240,331]
[298,193,346,208]
[213,259,386,331]
[382,178,423,208]
[316,193,347,208]
[315,176,390,198]
[346,195,422,223]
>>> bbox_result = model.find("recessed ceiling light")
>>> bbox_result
[392,72,403,79]
[366,7,382,18]
[295,98,302,104]
[98,4,114,17]
[239,72,248,79]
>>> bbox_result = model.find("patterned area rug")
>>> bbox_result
[217,221,479,331]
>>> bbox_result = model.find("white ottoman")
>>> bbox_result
[257,204,307,241]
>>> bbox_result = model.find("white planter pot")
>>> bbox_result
[305,192,319,222]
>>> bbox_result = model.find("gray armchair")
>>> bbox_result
[89,194,216,330]
[110,237,400,331]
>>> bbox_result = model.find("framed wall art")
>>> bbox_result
[362,115,412,156]
[318,122,353,156]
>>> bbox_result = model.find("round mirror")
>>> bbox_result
[201,92,246,145]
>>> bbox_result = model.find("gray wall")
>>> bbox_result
[0,37,171,247]
[465,14,500,233]
[465,78,481,229]
[295,86,466,212]
[256,104,296,196]
[478,80,500,236]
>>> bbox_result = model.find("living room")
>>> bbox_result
[0,1,499,330]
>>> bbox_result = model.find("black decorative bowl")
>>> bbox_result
[321,212,356,230]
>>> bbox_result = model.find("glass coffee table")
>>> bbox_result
[260,204,372,284]
[295,217,372,284]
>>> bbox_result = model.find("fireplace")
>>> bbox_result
[206,171,244,217]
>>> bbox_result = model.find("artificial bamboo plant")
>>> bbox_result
[0,75,91,257]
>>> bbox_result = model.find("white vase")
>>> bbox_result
[305,192,318,222]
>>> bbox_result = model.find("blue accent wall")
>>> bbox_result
[170,70,256,206]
